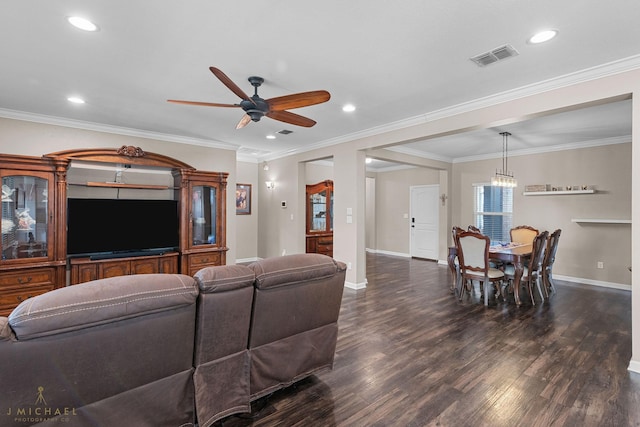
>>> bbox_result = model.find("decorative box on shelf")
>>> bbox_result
[524,184,548,192]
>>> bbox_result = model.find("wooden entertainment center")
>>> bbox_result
[0,146,228,315]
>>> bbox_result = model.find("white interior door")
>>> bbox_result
[410,185,439,260]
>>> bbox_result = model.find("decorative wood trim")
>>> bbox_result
[43,147,195,170]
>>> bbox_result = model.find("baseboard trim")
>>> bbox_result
[436,261,631,291]
[553,274,630,291]
[345,280,368,290]
[366,248,410,258]
[628,360,640,374]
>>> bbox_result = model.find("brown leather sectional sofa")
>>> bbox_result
[0,253,346,427]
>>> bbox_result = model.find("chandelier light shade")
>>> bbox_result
[491,131,517,187]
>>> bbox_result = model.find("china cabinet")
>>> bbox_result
[305,180,333,257]
[0,147,228,313]
[0,155,65,316]
[175,169,228,276]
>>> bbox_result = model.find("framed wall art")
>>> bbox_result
[236,183,251,215]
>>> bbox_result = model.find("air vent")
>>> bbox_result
[277,129,293,135]
[470,44,519,67]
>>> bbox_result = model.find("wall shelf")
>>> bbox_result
[523,189,596,196]
[571,218,631,224]
[86,181,171,190]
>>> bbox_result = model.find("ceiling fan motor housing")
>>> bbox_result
[240,97,269,121]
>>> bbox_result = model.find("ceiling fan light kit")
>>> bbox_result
[168,67,330,129]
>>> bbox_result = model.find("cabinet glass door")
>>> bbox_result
[309,190,327,232]
[329,189,334,231]
[2,175,49,260]
[191,185,217,246]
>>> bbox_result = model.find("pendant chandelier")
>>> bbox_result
[491,131,517,187]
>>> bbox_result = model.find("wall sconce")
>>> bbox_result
[265,181,275,190]
[440,193,448,206]
[262,161,269,171]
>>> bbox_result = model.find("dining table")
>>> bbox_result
[447,242,533,306]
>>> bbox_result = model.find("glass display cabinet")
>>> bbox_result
[306,180,334,257]
[0,155,64,316]
[178,170,228,276]
[191,185,217,246]
[2,174,50,260]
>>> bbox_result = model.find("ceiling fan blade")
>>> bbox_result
[266,90,330,111]
[209,67,255,104]
[266,110,317,127]
[236,114,252,129]
[167,99,239,108]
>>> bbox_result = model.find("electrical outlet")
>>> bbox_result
[348,262,352,270]
[597,261,604,269]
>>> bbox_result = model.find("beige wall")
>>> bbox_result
[305,161,333,184]
[370,167,440,255]
[453,142,631,286]
[235,161,259,261]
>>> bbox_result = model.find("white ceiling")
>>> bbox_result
[1,1,638,168]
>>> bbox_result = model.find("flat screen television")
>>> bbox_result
[67,198,179,258]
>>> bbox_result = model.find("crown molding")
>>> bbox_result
[262,54,640,161]
[0,108,238,152]
[383,145,454,163]
[452,135,631,163]
[1,54,639,164]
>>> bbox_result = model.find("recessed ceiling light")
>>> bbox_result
[67,16,99,32]
[365,158,373,164]
[266,135,276,140]
[67,97,85,104]
[528,29,558,44]
[342,104,356,113]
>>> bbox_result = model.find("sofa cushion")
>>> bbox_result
[8,273,198,340]
[250,253,343,290]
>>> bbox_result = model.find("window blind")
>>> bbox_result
[473,184,513,242]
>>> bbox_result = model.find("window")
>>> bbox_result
[473,184,513,242]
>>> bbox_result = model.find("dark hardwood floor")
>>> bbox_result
[221,253,639,427]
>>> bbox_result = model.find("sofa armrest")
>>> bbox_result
[8,274,198,340]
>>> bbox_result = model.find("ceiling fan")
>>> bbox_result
[168,67,331,129]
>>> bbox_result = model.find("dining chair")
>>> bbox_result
[510,225,539,245]
[542,229,562,297]
[503,230,549,305]
[451,226,466,293]
[456,230,505,305]
[467,224,505,269]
